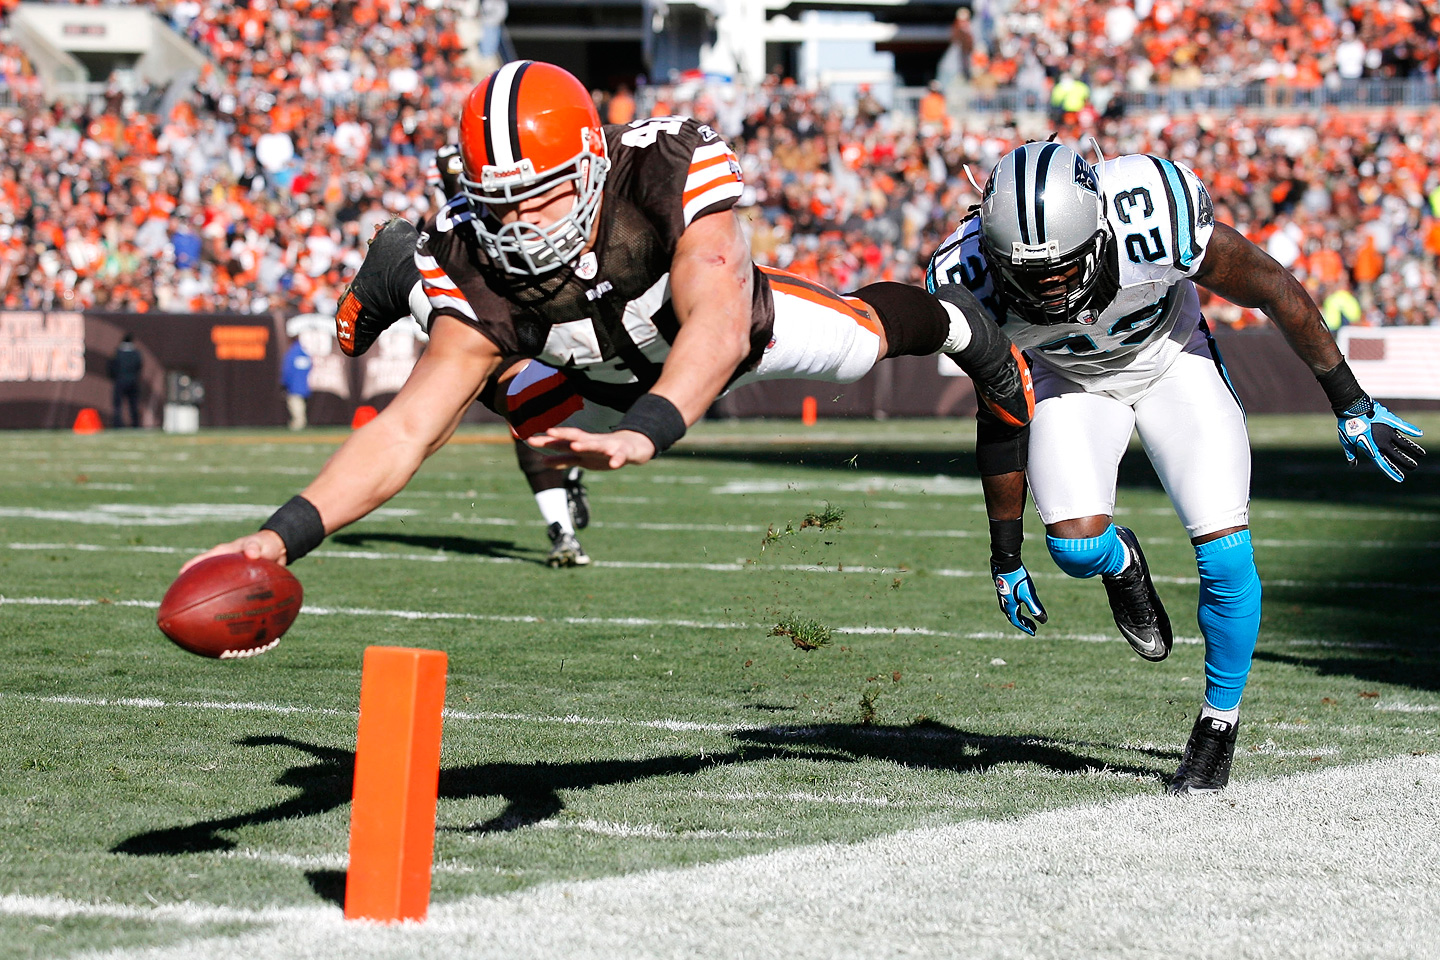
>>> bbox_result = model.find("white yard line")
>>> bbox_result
[2,593,1414,653]
[46,754,1440,960]
[0,593,1201,646]
[4,541,1438,592]
[0,692,760,735]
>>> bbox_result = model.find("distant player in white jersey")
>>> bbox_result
[928,140,1426,793]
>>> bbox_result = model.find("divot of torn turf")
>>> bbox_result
[65,754,1440,960]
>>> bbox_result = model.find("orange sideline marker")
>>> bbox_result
[351,405,378,428]
[344,646,447,922]
[801,395,818,426]
[73,408,103,434]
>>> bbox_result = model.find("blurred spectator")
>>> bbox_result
[1322,287,1362,332]
[607,85,636,125]
[281,336,311,430]
[108,333,142,428]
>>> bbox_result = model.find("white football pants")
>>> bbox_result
[1026,330,1251,539]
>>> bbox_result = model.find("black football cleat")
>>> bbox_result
[1167,712,1240,794]
[1101,526,1173,661]
[565,467,590,530]
[546,522,591,568]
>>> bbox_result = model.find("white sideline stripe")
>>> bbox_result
[0,593,1206,647]
[4,541,1436,592]
[687,790,979,809]
[0,693,756,735]
[216,849,480,876]
[0,894,327,926]
[531,819,778,841]
[60,754,1440,960]
[0,505,417,526]
[3,595,1407,652]
[1376,701,1440,713]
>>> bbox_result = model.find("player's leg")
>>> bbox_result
[1028,365,1174,659]
[504,360,625,567]
[1133,345,1257,793]
[736,271,1032,429]
[512,438,589,567]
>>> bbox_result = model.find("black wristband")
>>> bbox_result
[615,394,687,455]
[989,517,1025,574]
[261,495,326,563]
[1316,359,1370,416]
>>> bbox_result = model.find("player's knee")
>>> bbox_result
[850,282,948,359]
[1046,525,1127,579]
[1195,531,1262,610]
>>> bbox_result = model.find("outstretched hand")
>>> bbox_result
[179,530,287,575]
[994,563,1048,636]
[1337,400,1426,482]
[528,427,658,471]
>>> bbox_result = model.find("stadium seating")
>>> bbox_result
[0,0,1436,329]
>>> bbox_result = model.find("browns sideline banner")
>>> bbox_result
[1,313,1431,430]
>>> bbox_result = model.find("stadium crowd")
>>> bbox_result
[0,0,1437,329]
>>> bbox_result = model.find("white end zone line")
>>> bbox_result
[4,541,1438,592]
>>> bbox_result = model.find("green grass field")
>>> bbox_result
[1,415,1438,958]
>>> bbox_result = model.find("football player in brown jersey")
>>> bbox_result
[339,146,595,567]
[183,61,1031,578]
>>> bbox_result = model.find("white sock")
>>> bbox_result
[535,488,572,534]
[939,300,973,354]
[1200,702,1240,725]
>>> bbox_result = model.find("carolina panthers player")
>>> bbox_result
[337,145,594,568]
[927,140,1425,794]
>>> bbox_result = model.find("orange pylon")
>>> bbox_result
[73,408,103,434]
[351,405,378,429]
[801,395,818,427]
[344,646,448,923]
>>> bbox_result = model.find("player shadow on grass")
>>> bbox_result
[329,532,550,566]
[112,721,1163,863]
[730,719,1169,782]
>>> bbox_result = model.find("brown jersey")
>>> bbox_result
[415,117,774,411]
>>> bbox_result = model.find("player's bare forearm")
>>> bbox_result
[1194,222,1343,374]
[982,470,1027,521]
[654,210,754,423]
[301,316,498,529]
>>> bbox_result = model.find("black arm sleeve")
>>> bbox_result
[336,217,423,357]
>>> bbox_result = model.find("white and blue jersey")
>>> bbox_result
[927,154,1217,396]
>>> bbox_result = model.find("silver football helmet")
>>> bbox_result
[979,142,1109,325]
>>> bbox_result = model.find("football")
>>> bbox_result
[157,554,303,659]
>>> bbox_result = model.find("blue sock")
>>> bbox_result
[1046,525,1129,579]
[1195,531,1262,711]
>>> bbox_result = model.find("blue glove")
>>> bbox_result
[1337,399,1426,483]
[993,563,1048,636]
